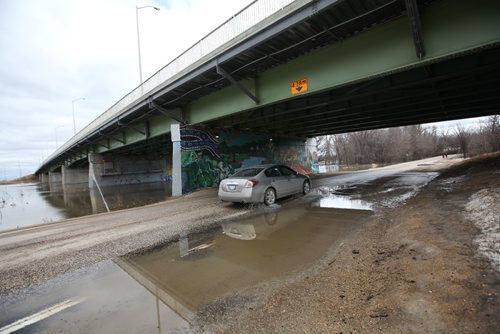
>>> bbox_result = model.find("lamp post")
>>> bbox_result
[72,97,85,135]
[136,5,160,85]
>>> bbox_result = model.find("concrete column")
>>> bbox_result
[171,124,182,197]
[62,166,89,186]
[49,171,62,184]
[88,153,104,189]
[89,187,107,214]
[89,153,167,187]
[40,181,50,192]
[41,173,49,184]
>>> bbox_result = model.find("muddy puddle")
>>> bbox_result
[0,197,373,333]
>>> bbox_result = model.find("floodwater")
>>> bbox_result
[0,162,445,333]
[311,186,373,210]
[0,182,172,231]
[0,196,373,333]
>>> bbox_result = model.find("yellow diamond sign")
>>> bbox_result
[290,78,308,95]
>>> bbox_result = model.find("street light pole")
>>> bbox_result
[72,97,85,135]
[136,5,160,85]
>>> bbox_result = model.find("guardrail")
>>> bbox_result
[41,0,300,169]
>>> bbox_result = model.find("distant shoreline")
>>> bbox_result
[0,174,37,185]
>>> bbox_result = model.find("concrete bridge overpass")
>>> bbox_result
[36,0,500,195]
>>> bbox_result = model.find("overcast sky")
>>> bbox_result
[0,0,251,180]
[0,0,488,181]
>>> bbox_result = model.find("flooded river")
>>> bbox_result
[0,182,172,231]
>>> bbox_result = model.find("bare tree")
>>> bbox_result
[454,124,472,158]
[316,135,336,164]
[485,115,500,152]
[313,121,490,167]
[332,134,349,166]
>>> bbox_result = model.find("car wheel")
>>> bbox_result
[264,188,276,206]
[303,180,311,195]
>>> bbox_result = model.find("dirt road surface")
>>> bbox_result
[0,154,498,333]
[204,154,500,333]
[0,190,248,296]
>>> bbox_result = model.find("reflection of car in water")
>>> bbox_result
[221,211,284,240]
[221,199,372,242]
[117,200,373,319]
[218,164,311,205]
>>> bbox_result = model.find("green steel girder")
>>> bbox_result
[49,0,500,172]
[62,113,179,168]
[238,68,500,132]
[187,0,500,125]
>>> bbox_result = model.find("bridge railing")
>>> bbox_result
[42,0,300,168]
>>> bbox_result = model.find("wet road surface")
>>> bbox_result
[0,157,458,333]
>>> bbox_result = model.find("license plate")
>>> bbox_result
[228,184,237,191]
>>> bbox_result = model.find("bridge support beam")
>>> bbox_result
[49,171,62,184]
[89,187,108,214]
[62,166,89,186]
[40,173,49,184]
[171,124,182,197]
[89,153,103,189]
[88,153,167,189]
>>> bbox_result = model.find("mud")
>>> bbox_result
[197,154,500,333]
[0,155,498,333]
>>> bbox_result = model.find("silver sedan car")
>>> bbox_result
[218,164,311,205]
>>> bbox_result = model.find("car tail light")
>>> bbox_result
[244,179,258,188]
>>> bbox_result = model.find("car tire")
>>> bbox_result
[264,188,276,206]
[303,180,311,195]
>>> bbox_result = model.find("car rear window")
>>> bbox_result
[278,166,295,176]
[265,167,281,177]
[232,168,264,177]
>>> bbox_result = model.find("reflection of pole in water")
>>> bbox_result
[155,296,161,334]
[179,232,189,257]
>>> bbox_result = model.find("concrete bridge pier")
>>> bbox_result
[40,173,49,183]
[48,170,63,193]
[48,171,62,184]
[171,124,182,197]
[88,153,167,189]
[89,187,108,214]
[62,166,88,186]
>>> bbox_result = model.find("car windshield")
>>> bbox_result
[232,168,264,177]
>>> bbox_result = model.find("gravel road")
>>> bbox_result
[0,189,248,296]
[3,154,497,334]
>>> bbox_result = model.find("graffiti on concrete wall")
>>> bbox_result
[181,128,220,158]
[181,128,233,192]
[181,127,314,193]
